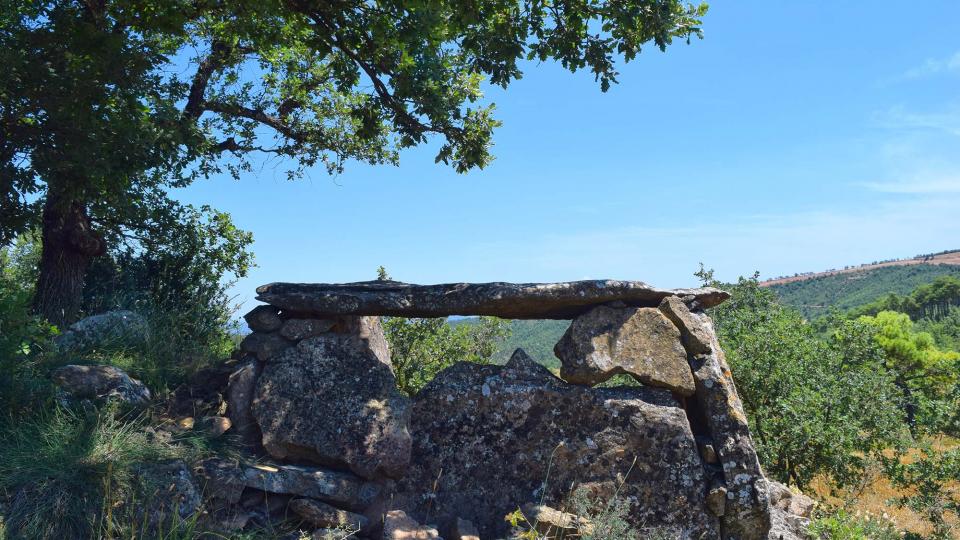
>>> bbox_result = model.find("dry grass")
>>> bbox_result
[810,437,960,537]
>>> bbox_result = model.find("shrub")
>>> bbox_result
[808,509,904,540]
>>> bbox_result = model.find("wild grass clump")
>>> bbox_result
[0,406,200,540]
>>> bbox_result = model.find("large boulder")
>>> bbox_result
[554,305,696,395]
[252,331,411,479]
[51,364,151,406]
[392,349,719,539]
[54,310,149,352]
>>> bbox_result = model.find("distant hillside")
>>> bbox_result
[769,264,960,319]
[760,249,960,287]
[492,319,569,368]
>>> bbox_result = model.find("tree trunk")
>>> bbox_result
[33,189,105,329]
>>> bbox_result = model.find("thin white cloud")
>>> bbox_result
[902,51,960,79]
[876,104,960,136]
[861,176,960,194]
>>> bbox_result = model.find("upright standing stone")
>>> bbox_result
[252,330,411,479]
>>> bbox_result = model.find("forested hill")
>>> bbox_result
[768,264,960,319]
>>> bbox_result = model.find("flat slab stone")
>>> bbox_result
[256,280,729,320]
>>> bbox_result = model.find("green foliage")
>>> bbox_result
[808,509,904,540]
[857,311,959,435]
[0,406,199,540]
[883,445,960,540]
[769,265,960,320]
[0,235,56,414]
[703,273,907,489]
[916,306,960,351]
[383,315,509,396]
[79,204,253,389]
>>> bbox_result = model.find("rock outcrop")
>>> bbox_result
[392,349,720,538]
[554,305,696,394]
[255,280,730,319]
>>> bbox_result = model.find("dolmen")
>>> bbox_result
[213,279,805,540]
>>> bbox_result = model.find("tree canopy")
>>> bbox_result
[1,0,707,325]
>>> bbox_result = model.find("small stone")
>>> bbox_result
[768,481,816,519]
[554,305,695,395]
[280,318,337,341]
[707,484,727,517]
[698,439,718,464]
[198,416,232,438]
[51,364,151,407]
[451,518,480,540]
[177,417,196,431]
[290,498,369,532]
[520,504,593,536]
[239,331,292,361]
[244,305,283,332]
[383,510,442,540]
[658,296,713,355]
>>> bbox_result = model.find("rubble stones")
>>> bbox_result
[51,364,151,406]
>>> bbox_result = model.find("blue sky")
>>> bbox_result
[176,1,960,311]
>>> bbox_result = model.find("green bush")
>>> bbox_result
[702,271,907,489]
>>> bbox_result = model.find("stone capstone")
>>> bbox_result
[197,458,380,511]
[392,349,719,539]
[51,364,151,406]
[252,332,411,479]
[554,306,695,395]
[256,280,730,320]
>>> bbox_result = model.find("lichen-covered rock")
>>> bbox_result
[256,280,730,319]
[239,332,292,361]
[245,305,284,332]
[54,310,149,352]
[280,318,336,341]
[383,510,442,540]
[227,359,262,448]
[197,458,380,510]
[658,296,713,355]
[768,481,815,519]
[686,311,771,539]
[289,498,370,531]
[392,349,719,538]
[51,364,151,406]
[252,333,411,479]
[554,306,695,395]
